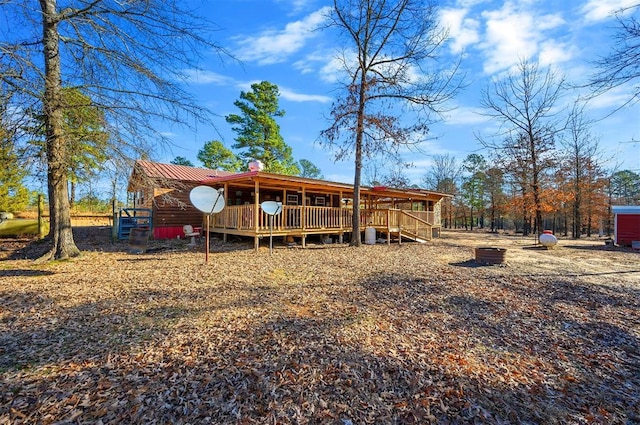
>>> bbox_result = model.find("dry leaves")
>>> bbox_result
[1,228,639,424]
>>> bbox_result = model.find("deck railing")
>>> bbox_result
[213,205,352,232]
[398,210,433,241]
[212,205,435,234]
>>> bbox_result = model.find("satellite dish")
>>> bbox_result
[190,185,225,214]
[261,201,282,215]
[248,160,264,172]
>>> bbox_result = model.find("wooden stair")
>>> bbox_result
[370,210,434,244]
[117,208,152,240]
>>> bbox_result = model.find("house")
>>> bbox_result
[126,160,452,248]
[612,205,640,247]
[126,160,234,239]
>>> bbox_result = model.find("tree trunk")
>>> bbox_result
[69,180,76,209]
[38,0,80,262]
[351,71,369,247]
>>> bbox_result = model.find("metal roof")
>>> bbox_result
[203,170,449,201]
[134,160,235,182]
[612,205,640,214]
[130,160,452,201]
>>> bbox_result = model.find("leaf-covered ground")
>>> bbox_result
[1,229,639,424]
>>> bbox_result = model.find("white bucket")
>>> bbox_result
[365,227,376,245]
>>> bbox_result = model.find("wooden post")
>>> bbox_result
[254,180,260,231]
[339,190,344,231]
[387,209,391,245]
[222,183,229,243]
[206,214,210,264]
[111,199,117,242]
[254,180,260,251]
[301,186,306,231]
[38,194,45,239]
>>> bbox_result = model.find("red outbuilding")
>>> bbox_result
[612,205,640,247]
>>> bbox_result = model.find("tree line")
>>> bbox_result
[423,152,639,238]
[421,59,640,238]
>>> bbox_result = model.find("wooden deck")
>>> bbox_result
[210,205,440,249]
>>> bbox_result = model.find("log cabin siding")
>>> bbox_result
[152,185,204,228]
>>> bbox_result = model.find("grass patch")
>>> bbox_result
[0,219,48,237]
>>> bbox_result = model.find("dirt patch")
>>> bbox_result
[0,228,638,424]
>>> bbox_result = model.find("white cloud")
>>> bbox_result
[182,69,234,85]
[439,8,480,53]
[234,7,331,65]
[586,85,635,110]
[292,49,353,84]
[479,2,566,74]
[444,106,491,125]
[581,0,637,22]
[279,87,332,103]
[538,40,574,67]
[275,0,314,14]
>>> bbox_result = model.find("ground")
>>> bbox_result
[0,228,638,424]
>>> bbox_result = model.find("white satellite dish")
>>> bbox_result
[189,185,226,265]
[260,201,283,255]
[190,185,225,214]
[248,160,264,172]
[261,201,282,215]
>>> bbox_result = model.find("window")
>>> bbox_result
[315,197,325,206]
[286,194,298,205]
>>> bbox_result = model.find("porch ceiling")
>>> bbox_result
[203,171,448,202]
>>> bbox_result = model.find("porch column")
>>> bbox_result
[339,190,344,244]
[223,182,229,243]
[301,186,306,231]
[302,186,307,248]
[254,180,260,251]
[387,209,391,245]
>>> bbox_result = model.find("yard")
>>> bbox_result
[1,229,639,424]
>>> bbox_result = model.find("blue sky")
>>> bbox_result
[159,0,640,185]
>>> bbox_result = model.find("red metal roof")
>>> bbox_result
[134,160,235,182]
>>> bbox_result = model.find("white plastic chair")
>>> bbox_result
[183,225,200,246]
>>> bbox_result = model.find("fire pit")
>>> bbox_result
[475,247,507,265]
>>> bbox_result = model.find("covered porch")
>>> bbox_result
[202,171,447,250]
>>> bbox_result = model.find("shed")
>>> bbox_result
[612,205,640,246]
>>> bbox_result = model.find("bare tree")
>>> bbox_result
[590,4,640,105]
[480,59,564,236]
[422,154,461,228]
[460,153,487,230]
[422,154,459,189]
[321,0,460,246]
[1,1,227,261]
[560,102,605,238]
[484,167,505,232]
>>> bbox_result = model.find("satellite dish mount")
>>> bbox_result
[260,201,282,255]
[189,185,226,263]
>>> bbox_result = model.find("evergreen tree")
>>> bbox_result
[0,94,29,213]
[197,140,243,172]
[60,88,109,207]
[298,159,323,179]
[0,133,29,213]
[226,81,299,175]
[170,156,194,167]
